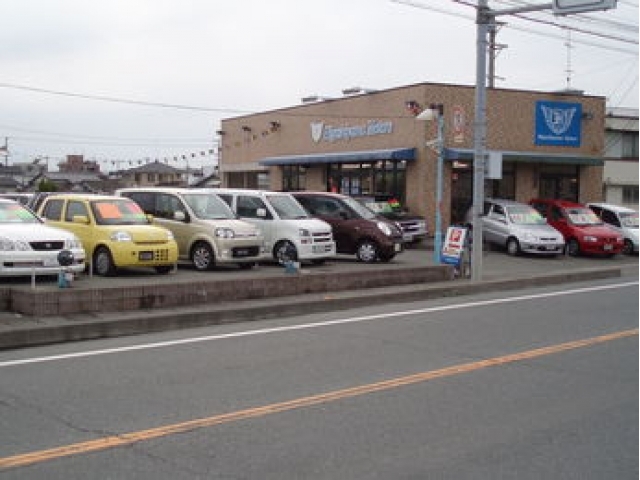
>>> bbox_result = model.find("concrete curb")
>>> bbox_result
[0,266,624,350]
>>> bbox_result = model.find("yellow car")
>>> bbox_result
[38,194,178,276]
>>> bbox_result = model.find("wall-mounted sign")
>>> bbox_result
[452,105,465,144]
[310,120,393,143]
[534,100,582,147]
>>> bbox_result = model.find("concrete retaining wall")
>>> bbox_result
[6,265,454,316]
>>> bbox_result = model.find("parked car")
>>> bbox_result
[586,203,638,255]
[116,187,266,270]
[529,198,624,257]
[0,192,34,206]
[292,191,404,263]
[37,194,178,276]
[0,198,86,277]
[353,195,427,245]
[471,198,565,256]
[205,188,336,264]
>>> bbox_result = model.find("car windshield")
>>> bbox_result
[183,193,235,220]
[361,200,396,214]
[0,201,41,224]
[506,205,546,225]
[91,199,150,225]
[342,196,377,220]
[266,194,309,220]
[620,211,639,228]
[565,208,603,226]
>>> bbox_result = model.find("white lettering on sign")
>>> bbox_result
[310,120,393,143]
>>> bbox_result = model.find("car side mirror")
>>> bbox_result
[256,208,267,218]
[174,211,187,222]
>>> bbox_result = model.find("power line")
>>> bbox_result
[0,82,254,115]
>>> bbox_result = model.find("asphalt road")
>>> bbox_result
[0,275,638,479]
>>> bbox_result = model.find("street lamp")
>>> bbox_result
[416,104,444,264]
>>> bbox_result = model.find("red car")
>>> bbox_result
[529,199,624,257]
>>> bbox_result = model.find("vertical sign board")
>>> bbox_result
[441,226,468,267]
[534,101,582,147]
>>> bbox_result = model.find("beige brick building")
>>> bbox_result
[219,82,605,232]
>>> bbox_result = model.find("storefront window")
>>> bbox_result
[539,164,579,200]
[326,161,406,201]
[282,165,306,191]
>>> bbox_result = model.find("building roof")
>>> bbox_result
[123,161,183,174]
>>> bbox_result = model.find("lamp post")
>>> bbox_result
[416,104,444,264]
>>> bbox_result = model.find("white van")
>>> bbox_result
[587,202,639,255]
[116,187,266,271]
[203,188,336,264]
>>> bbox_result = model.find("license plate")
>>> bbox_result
[139,251,154,261]
[394,243,402,252]
[312,245,330,253]
[603,244,613,251]
[402,234,413,242]
[235,249,250,257]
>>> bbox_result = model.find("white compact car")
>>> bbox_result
[0,198,86,276]
[587,202,639,255]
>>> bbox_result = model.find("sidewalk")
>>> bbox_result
[0,246,637,350]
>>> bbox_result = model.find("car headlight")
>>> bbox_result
[110,231,133,242]
[583,235,598,242]
[215,227,235,239]
[64,237,83,250]
[377,221,392,236]
[166,230,175,241]
[0,237,30,251]
[522,232,538,242]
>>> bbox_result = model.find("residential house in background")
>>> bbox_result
[117,161,186,188]
[603,107,639,209]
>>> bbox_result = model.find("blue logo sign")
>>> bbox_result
[535,101,582,147]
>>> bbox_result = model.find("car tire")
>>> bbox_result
[274,241,297,264]
[191,241,215,271]
[566,238,581,257]
[506,238,520,256]
[622,239,634,255]
[155,265,173,274]
[356,240,378,263]
[93,247,117,276]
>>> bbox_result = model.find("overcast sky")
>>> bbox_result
[1,0,637,171]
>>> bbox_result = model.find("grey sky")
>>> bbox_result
[1,0,637,171]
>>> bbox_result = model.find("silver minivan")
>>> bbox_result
[480,198,565,256]
[116,187,266,271]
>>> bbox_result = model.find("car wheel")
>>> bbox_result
[93,247,117,276]
[566,238,581,257]
[274,241,297,264]
[506,238,520,256]
[622,239,634,255]
[191,241,215,271]
[356,240,378,263]
[154,265,173,274]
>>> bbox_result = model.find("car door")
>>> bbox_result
[483,203,507,245]
[236,194,275,251]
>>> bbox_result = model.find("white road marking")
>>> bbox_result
[1,281,637,368]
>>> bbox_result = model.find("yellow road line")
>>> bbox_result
[1,328,637,470]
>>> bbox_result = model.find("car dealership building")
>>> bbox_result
[218,82,606,230]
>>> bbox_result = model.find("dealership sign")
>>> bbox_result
[534,101,582,147]
[310,120,393,143]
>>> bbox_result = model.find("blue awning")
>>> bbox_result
[259,147,416,166]
[444,148,604,166]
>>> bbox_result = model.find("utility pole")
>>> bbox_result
[470,0,616,281]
